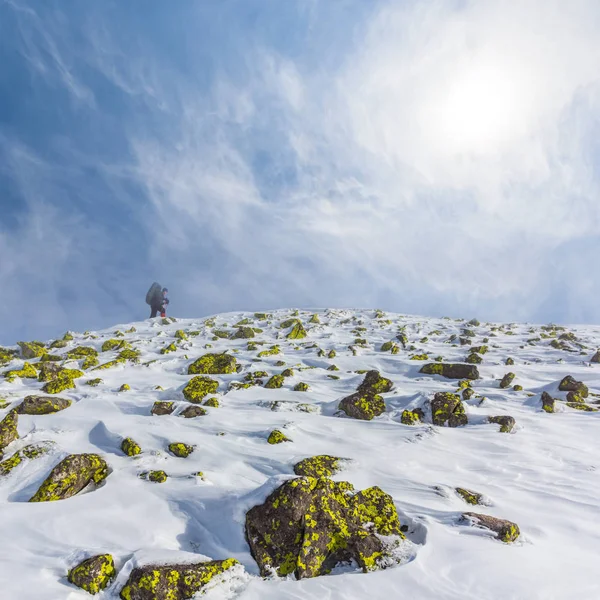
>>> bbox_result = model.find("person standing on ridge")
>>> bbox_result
[146,282,170,318]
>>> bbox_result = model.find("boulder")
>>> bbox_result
[462,512,520,543]
[541,392,555,413]
[591,350,600,363]
[29,453,109,502]
[558,376,588,398]
[400,408,424,425]
[151,401,175,416]
[265,375,285,389]
[68,554,116,595]
[0,442,54,476]
[339,391,385,420]
[267,430,291,444]
[188,353,237,375]
[293,455,343,478]
[119,559,238,600]
[169,443,194,457]
[488,415,516,433]
[245,477,405,579]
[456,488,484,505]
[182,376,219,403]
[499,373,515,389]
[4,362,37,380]
[431,393,467,427]
[17,341,46,359]
[232,327,255,339]
[357,370,393,394]
[287,322,307,340]
[17,395,72,415]
[0,410,19,452]
[121,438,141,456]
[180,405,207,418]
[419,363,479,380]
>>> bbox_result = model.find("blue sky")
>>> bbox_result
[1,0,600,344]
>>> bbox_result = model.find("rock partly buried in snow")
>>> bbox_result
[461,512,520,543]
[541,392,556,413]
[591,350,600,363]
[456,487,485,505]
[401,408,424,425]
[293,455,343,478]
[18,341,46,359]
[119,559,239,600]
[182,376,219,403]
[180,405,207,418]
[29,453,109,502]
[357,370,393,394]
[488,415,516,433]
[188,353,237,375]
[499,373,516,389]
[121,437,141,456]
[151,401,175,416]
[419,363,480,380]
[338,391,386,420]
[267,429,291,444]
[169,442,194,457]
[246,477,405,579]
[431,392,467,427]
[17,395,71,415]
[558,376,588,398]
[0,410,19,453]
[0,442,54,476]
[68,554,116,595]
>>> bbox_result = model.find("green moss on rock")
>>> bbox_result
[293,455,342,478]
[68,554,115,595]
[339,391,385,421]
[267,429,291,444]
[101,339,131,352]
[419,363,479,380]
[0,410,18,452]
[488,415,516,433]
[169,442,194,458]
[67,346,98,359]
[204,397,220,408]
[499,373,516,389]
[17,395,71,415]
[294,382,309,392]
[462,512,520,543]
[287,322,307,340]
[18,341,46,359]
[0,442,53,476]
[431,392,467,427]
[400,408,424,425]
[4,362,38,380]
[182,376,219,403]
[151,401,175,416]
[232,326,255,339]
[456,487,484,505]
[258,345,281,358]
[265,374,285,389]
[188,353,237,375]
[122,437,141,456]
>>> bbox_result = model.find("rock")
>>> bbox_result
[566,402,598,411]
[462,512,520,543]
[151,401,175,416]
[513,385,523,392]
[17,395,72,415]
[182,376,219,403]
[431,392,467,427]
[174,329,188,341]
[591,350,600,363]
[122,438,141,456]
[294,382,309,392]
[294,455,343,478]
[119,349,141,362]
[280,368,294,377]
[499,373,515,389]
[265,375,285,389]
[558,376,588,397]
[169,443,194,457]
[18,341,46,359]
[180,405,207,418]
[339,391,385,420]
[232,326,255,339]
[188,353,237,375]
[488,415,516,433]
[456,488,484,505]
[118,559,238,600]
[419,363,479,380]
[257,345,281,358]
[400,408,424,425]
[68,554,116,595]
[541,392,555,413]
[146,470,167,483]
[505,357,515,365]
[41,368,83,394]
[161,342,177,355]
[328,349,337,359]
[101,339,131,352]
[465,353,482,364]
[119,384,131,392]
[0,442,53,476]
[245,477,404,579]
[4,362,37,380]
[280,318,299,329]
[37,362,63,382]
[29,454,109,502]
[462,388,474,400]
[204,397,220,408]
[67,346,98,360]
[287,322,307,340]
[357,370,393,394]
[267,429,291,444]
[0,410,19,452]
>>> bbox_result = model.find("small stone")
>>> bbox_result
[462,512,520,543]
[488,415,516,433]
[169,442,194,458]
[151,401,175,416]
[267,429,291,444]
[68,554,116,594]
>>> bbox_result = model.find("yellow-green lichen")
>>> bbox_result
[268,429,291,444]
[182,376,219,403]
[169,442,194,458]
[188,353,237,375]
[121,437,141,456]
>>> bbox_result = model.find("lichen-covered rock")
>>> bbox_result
[204,397,220,408]
[488,415,516,433]
[505,357,515,365]
[68,554,116,594]
[591,350,600,363]
[462,388,474,400]
[92,358,126,371]
[232,326,255,339]
[293,455,342,478]
[188,353,237,375]
[169,442,194,457]
[541,391,555,413]
[0,410,18,452]
[280,318,299,329]
[101,339,131,352]
[499,373,515,389]
[87,378,103,387]
[267,429,291,444]
[122,437,141,456]
[513,385,523,392]
[41,369,83,394]
[431,392,467,427]
[465,353,482,364]
[174,329,188,341]
[245,477,404,579]
[37,362,64,382]
[82,356,99,370]
[309,314,321,324]
[357,370,393,394]
[18,341,46,359]
[400,408,424,425]
[265,374,285,389]
[566,402,598,411]
[4,362,37,380]
[462,512,520,543]
[67,346,98,360]
[180,405,207,418]
[182,376,219,403]
[118,383,131,392]
[151,401,175,416]
[456,488,484,505]
[558,376,588,398]
[119,349,141,362]
[294,382,309,392]
[0,442,53,476]
[119,559,238,600]
[287,322,307,340]
[29,453,108,502]
[258,345,281,357]
[339,391,385,420]
[419,363,480,380]
[161,342,177,355]
[17,395,72,415]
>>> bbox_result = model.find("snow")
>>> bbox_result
[1,308,599,599]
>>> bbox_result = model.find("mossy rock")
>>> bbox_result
[380,341,394,352]
[339,391,385,421]
[245,477,404,579]
[122,437,141,456]
[513,384,523,392]
[558,376,588,398]
[82,356,99,370]
[86,378,103,387]
[0,442,54,476]
[462,388,475,400]
[254,312,269,320]
[265,374,285,389]
[0,410,18,452]
[499,372,515,389]
[39,353,62,363]
[169,442,194,458]
[505,357,515,365]
[147,470,168,483]
[118,349,141,361]
[462,512,520,543]
[327,349,337,359]
[566,402,598,411]
[232,326,255,339]
[68,554,115,594]
[212,330,231,339]
[41,371,80,394]
[309,314,321,324]
[161,342,178,355]
[92,359,126,371]
[49,339,68,349]
[258,345,281,358]
[37,362,64,382]
[188,353,237,375]
[151,401,175,416]
[293,455,342,478]
[280,368,294,378]
[279,318,300,329]
[4,361,38,380]
[465,353,483,364]
[400,408,424,425]
[357,370,393,394]
[294,382,309,392]
[17,395,71,415]
[267,429,291,444]
[541,391,555,413]
[456,487,484,505]
[174,329,188,341]
[287,322,307,340]
[67,346,98,359]
[119,559,239,600]
[29,453,108,502]
[101,339,131,352]
[204,397,220,408]
[488,415,516,433]
[18,341,46,359]
[182,376,219,403]
[419,363,479,380]
[431,392,467,427]
[180,404,207,418]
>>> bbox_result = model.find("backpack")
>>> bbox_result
[146,282,162,306]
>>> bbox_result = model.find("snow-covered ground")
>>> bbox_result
[1,308,599,599]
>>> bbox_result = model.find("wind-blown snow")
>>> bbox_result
[0,308,599,599]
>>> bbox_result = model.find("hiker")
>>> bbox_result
[146,282,170,318]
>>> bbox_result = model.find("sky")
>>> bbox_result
[1,0,600,344]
